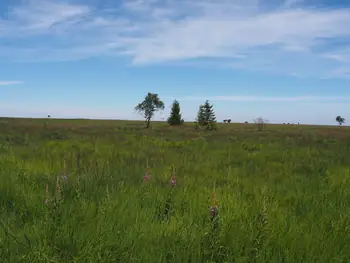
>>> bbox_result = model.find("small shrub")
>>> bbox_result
[254,117,267,131]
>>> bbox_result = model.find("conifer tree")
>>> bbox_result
[167,100,184,125]
[195,100,217,130]
[196,104,205,126]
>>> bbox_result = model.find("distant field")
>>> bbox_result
[0,118,349,262]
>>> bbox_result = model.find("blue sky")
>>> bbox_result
[1,0,350,125]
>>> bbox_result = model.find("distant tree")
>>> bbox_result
[336,116,345,126]
[223,119,227,123]
[254,116,267,131]
[135,92,165,128]
[196,104,205,127]
[167,100,184,125]
[245,121,248,124]
[195,100,217,130]
[227,119,231,123]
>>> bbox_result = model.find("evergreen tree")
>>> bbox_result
[196,104,205,126]
[195,100,217,130]
[167,100,184,125]
[203,100,216,126]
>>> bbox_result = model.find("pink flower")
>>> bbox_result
[170,176,176,186]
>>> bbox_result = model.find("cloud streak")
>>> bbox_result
[1,0,350,77]
[179,95,350,102]
[0,81,23,86]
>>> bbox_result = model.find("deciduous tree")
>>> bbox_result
[336,116,345,126]
[135,92,164,128]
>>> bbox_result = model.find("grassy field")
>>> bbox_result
[0,117,349,263]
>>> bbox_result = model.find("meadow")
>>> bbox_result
[0,117,349,263]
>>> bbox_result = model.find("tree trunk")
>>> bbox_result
[146,118,151,128]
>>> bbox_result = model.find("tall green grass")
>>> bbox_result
[0,119,349,262]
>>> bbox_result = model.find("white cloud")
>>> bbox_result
[5,0,89,34]
[0,81,23,86]
[327,68,350,79]
[1,0,350,77]
[283,0,304,8]
[178,95,350,102]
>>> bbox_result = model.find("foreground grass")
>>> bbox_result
[0,118,349,262]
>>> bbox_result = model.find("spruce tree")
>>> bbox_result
[203,100,217,130]
[196,104,205,126]
[167,100,184,125]
[195,100,217,130]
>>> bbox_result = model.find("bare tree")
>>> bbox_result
[254,116,268,131]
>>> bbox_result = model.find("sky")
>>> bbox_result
[0,0,350,125]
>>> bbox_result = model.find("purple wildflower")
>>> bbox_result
[170,176,176,187]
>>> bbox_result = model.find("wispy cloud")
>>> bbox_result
[0,81,23,86]
[178,95,350,102]
[283,0,304,8]
[1,0,350,77]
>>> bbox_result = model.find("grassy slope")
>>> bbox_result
[0,118,349,262]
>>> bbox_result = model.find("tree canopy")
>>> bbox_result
[167,100,184,125]
[196,100,217,130]
[336,116,345,126]
[135,92,165,128]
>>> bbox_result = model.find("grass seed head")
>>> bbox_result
[210,191,219,218]
[44,183,50,205]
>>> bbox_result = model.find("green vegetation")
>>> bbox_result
[167,100,184,125]
[0,117,349,262]
[336,115,345,126]
[196,100,217,131]
[135,92,165,128]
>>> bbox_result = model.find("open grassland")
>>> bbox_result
[0,118,349,263]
